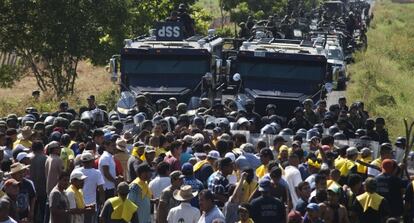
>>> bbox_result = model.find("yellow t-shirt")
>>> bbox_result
[13,139,32,149]
[256,164,267,179]
[357,157,372,174]
[241,181,258,203]
[334,156,346,170]
[60,147,75,171]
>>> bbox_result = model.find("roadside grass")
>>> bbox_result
[0,61,119,117]
[195,0,221,18]
[346,0,414,139]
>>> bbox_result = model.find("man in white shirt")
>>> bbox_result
[75,152,105,223]
[167,185,200,223]
[198,190,225,223]
[283,153,302,208]
[98,139,117,199]
[149,161,171,199]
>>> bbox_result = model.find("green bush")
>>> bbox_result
[347,0,414,140]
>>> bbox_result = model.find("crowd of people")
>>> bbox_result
[0,94,413,223]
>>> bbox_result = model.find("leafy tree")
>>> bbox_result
[0,0,130,97]
[0,0,210,97]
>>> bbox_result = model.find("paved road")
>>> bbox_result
[327,90,346,107]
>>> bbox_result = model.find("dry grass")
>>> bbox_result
[0,61,118,117]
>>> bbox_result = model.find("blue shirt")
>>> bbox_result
[183,176,204,208]
[207,171,218,189]
[180,152,193,165]
[128,183,151,223]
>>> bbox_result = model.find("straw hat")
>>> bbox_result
[116,138,127,152]
[21,126,32,140]
[173,185,198,201]
[8,163,30,175]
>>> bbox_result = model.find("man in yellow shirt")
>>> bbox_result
[13,126,32,149]
[60,134,75,172]
[256,148,274,179]
[99,182,138,222]
[356,148,372,176]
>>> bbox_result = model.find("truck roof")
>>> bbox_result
[239,39,326,57]
[123,35,223,53]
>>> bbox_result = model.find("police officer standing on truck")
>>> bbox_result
[178,3,195,38]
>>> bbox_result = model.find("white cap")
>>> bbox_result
[207,150,220,160]
[70,171,87,181]
[16,152,29,162]
[225,152,236,162]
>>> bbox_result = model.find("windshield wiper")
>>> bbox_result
[172,60,181,68]
[248,63,259,73]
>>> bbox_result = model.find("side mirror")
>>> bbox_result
[109,58,118,82]
[226,59,232,75]
[233,73,241,82]
[204,72,213,80]
[215,59,222,75]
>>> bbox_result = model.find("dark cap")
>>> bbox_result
[375,117,385,125]
[59,101,68,108]
[219,157,233,169]
[274,135,287,143]
[306,203,319,212]
[260,148,273,158]
[170,170,185,180]
[181,163,193,175]
[258,178,271,192]
[87,95,95,100]
[5,128,17,136]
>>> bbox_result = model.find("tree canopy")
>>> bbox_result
[0,0,209,97]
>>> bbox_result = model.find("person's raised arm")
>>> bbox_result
[229,172,247,204]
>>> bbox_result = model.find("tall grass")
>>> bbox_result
[346,0,414,140]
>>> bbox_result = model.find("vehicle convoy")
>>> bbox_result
[109,22,225,116]
[230,35,330,117]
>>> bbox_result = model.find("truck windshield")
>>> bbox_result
[237,60,325,81]
[327,49,344,60]
[123,58,209,75]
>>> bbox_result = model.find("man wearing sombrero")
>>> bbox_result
[167,185,200,223]
[9,162,35,222]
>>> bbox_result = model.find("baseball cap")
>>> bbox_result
[181,163,193,175]
[16,152,29,162]
[225,152,236,162]
[258,178,271,192]
[145,146,156,154]
[183,135,193,144]
[306,203,320,212]
[70,171,87,181]
[81,152,95,162]
[170,171,185,181]
[327,186,341,194]
[207,150,220,160]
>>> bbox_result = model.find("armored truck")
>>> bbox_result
[232,37,329,117]
[109,22,225,116]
